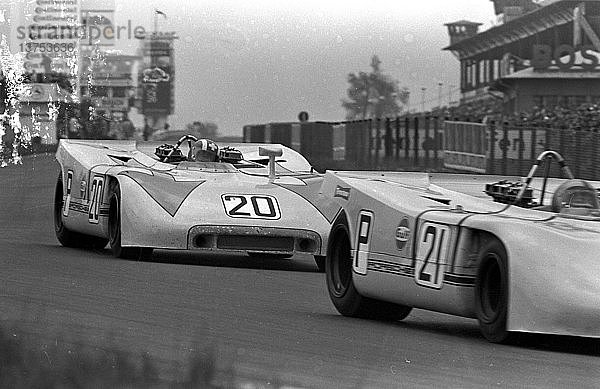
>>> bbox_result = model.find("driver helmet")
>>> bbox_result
[192,139,219,162]
[551,179,599,212]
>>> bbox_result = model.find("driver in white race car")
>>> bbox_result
[191,139,219,162]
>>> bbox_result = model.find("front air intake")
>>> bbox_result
[217,235,294,252]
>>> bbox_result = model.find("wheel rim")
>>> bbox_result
[108,195,120,246]
[329,231,352,297]
[479,253,502,323]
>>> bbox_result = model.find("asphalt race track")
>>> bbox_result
[1,154,600,388]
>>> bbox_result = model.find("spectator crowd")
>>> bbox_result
[426,98,600,132]
[505,102,600,131]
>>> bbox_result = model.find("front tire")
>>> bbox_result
[475,238,510,343]
[54,173,108,249]
[108,181,153,260]
[326,221,411,321]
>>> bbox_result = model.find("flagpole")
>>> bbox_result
[152,11,158,68]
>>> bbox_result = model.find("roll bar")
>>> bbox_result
[514,150,574,205]
[163,134,199,162]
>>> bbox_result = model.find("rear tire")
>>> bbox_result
[108,181,153,260]
[475,238,510,343]
[54,173,108,249]
[326,220,411,321]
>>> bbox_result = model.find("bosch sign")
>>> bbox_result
[532,44,599,71]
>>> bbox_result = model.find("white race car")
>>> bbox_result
[54,136,340,271]
[321,151,600,342]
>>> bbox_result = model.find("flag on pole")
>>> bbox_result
[155,9,167,18]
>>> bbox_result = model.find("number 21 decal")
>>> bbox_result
[414,222,450,289]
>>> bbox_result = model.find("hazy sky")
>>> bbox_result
[112,0,495,136]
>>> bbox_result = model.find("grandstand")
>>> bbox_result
[444,0,600,116]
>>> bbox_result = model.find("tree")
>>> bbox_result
[185,121,219,138]
[342,55,410,120]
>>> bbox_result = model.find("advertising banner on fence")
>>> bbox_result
[492,129,546,161]
[443,121,487,173]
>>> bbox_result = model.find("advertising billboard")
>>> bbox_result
[140,39,174,114]
[14,0,80,74]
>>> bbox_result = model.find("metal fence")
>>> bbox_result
[243,118,600,179]
[243,116,448,171]
[486,124,600,179]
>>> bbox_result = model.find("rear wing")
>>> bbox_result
[229,143,313,172]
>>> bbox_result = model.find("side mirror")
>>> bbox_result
[258,146,283,182]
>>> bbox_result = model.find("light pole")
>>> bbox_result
[421,87,426,112]
[437,82,443,109]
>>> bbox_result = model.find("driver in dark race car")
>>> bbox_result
[192,139,219,162]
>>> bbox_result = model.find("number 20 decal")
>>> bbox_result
[221,194,281,220]
[414,222,451,289]
[88,176,105,224]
